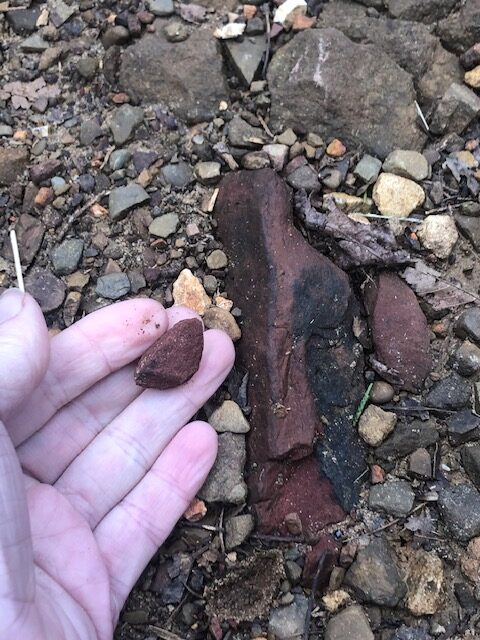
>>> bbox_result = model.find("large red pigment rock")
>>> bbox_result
[364,272,431,392]
[215,169,365,534]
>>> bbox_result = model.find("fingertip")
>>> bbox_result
[175,420,218,475]
[166,305,202,328]
[204,328,236,373]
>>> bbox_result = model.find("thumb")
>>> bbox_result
[0,289,50,422]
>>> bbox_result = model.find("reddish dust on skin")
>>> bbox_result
[134,318,204,389]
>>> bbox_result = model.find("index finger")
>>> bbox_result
[7,298,168,447]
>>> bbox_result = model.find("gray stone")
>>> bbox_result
[194,161,221,185]
[386,0,458,22]
[147,0,174,16]
[430,83,480,135]
[437,0,480,55]
[285,561,302,584]
[277,128,297,146]
[77,57,98,80]
[425,373,471,410]
[21,34,49,52]
[451,341,480,377]
[376,420,439,462]
[268,595,308,640]
[96,273,131,300]
[149,213,179,238]
[370,381,395,404]
[164,19,190,43]
[52,239,84,275]
[109,149,131,171]
[455,308,480,344]
[109,183,149,220]
[51,176,69,196]
[209,400,250,433]
[354,154,382,183]
[409,448,432,478]
[110,105,144,145]
[263,143,289,171]
[159,162,194,188]
[228,116,266,149]
[224,35,266,86]
[344,538,406,607]
[49,0,76,27]
[462,445,480,490]
[102,26,130,49]
[456,214,480,253]
[199,433,247,504]
[438,483,480,541]
[120,28,227,123]
[79,119,103,146]
[206,249,228,270]
[382,150,429,182]
[268,28,423,159]
[225,514,255,550]
[6,7,40,33]
[286,165,319,191]
[369,480,415,517]
[0,126,13,137]
[316,2,462,106]
[447,410,480,446]
[325,605,374,640]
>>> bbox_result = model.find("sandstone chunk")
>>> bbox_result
[268,28,424,158]
[373,173,425,217]
[134,318,204,389]
[172,269,211,315]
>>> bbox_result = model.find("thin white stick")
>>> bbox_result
[9,229,25,292]
[415,100,430,132]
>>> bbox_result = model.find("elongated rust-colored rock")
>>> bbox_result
[364,272,431,392]
[215,169,366,533]
[134,318,204,389]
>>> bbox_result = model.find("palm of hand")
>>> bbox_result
[0,291,234,640]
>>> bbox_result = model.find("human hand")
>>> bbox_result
[0,289,234,640]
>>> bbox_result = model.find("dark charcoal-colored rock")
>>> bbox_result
[447,410,480,446]
[430,83,480,135]
[364,272,431,392]
[368,480,415,517]
[30,159,63,185]
[455,214,480,253]
[120,27,227,123]
[317,2,462,106]
[6,7,41,33]
[455,308,480,345]
[425,373,471,410]
[461,43,480,71]
[450,341,480,377]
[215,169,365,532]
[25,269,66,313]
[135,318,204,389]
[437,0,480,55]
[438,483,480,541]
[376,420,439,461]
[462,445,480,489]
[344,537,406,607]
[386,0,457,22]
[268,28,424,159]
[0,147,29,186]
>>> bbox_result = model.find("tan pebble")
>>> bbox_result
[203,306,241,341]
[373,173,425,217]
[34,186,54,207]
[215,295,233,311]
[326,138,346,157]
[358,404,397,446]
[465,66,480,89]
[243,4,257,19]
[173,269,211,315]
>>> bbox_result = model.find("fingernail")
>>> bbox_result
[0,288,25,325]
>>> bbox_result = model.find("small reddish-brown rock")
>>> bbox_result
[134,318,204,389]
